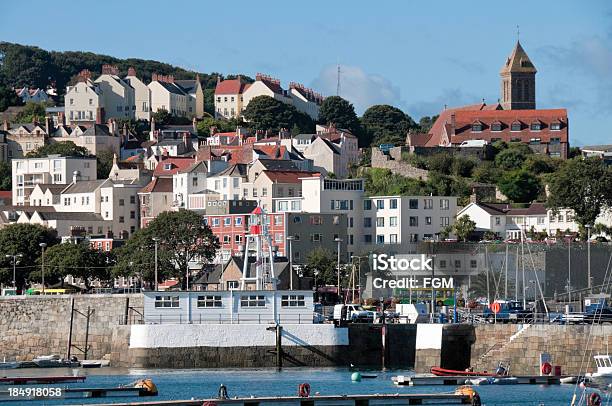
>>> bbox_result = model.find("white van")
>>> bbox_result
[459,140,488,148]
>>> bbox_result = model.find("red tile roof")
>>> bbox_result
[153,156,197,177]
[139,177,173,194]
[263,170,319,183]
[215,79,248,95]
[253,145,288,160]
[0,191,12,204]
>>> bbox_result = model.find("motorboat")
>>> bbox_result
[32,354,80,368]
[586,355,612,383]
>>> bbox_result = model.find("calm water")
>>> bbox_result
[0,367,604,405]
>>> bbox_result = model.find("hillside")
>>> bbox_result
[0,42,252,114]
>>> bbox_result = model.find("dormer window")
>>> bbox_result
[511,122,521,131]
[472,122,483,132]
[491,123,502,132]
[551,122,561,131]
[164,164,172,170]
[530,122,541,131]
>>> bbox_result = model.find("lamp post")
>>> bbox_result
[334,237,343,303]
[286,235,295,290]
[5,253,22,289]
[586,224,592,291]
[39,243,47,294]
[565,234,572,302]
[152,237,160,291]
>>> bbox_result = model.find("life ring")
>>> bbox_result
[490,302,501,314]
[588,392,602,406]
[541,362,552,375]
[298,383,311,398]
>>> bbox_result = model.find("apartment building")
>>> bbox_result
[174,76,205,118]
[124,67,151,121]
[172,161,209,210]
[214,77,250,119]
[148,74,190,118]
[94,65,135,122]
[3,121,47,159]
[12,155,96,205]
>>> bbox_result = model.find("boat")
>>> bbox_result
[586,355,612,383]
[430,366,496,377]
[0,361,18,369]
[32,354,80,368]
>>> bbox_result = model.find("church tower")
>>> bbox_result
[500,41,537,110]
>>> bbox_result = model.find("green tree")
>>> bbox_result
[452,157,476,177]
[0,161,11,190]
[152,109,172,125]
[364,168,427,196]
[453,215,476,242]
[0,224,59,290]
[418,115,438,133]
[30,243,112,290]
[497,169,541,203]
[361,104,416,146]
[0,83,23,111]
[426,153,454,174]
[472,161,499,184]
[96,149,114,179]
[26,140,90,158]
[303,247,338,286]
[196,116,244,137]
[13,102,47,123]
[494,145,531,171]
[318,96,363,144]
[114,210,219,289]
[522,155,557,175]
[547,158,612,227]
[242,95,313,133]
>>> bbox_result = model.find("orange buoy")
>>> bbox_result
[541,362,552,375]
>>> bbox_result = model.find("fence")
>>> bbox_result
[137,313,316,325]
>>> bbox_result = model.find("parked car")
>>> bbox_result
[584,308,612,324]
[333,304,374,324]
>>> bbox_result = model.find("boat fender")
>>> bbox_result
[134,378,158,396]
[588,392,602,406]
[298,383,311,397]
[541,362,552,375]
[454,386,481,406]
[218,384,228,399]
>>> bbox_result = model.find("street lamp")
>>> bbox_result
[286,235,295,290]
[565,234,572,302]
[5,253,22,289]
[152,237,160,291]
[39,243,47,294]
[334,237,343,303]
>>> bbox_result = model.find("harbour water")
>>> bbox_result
[2,367,593,405]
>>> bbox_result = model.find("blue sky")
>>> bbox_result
[2,0,611,145]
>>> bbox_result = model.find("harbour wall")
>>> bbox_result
[0,294,142,361]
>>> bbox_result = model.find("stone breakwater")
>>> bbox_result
[0,294,141,362]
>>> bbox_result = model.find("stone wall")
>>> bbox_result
[370,147,429,180]
[0,294,142,362]
[471,324,612,375]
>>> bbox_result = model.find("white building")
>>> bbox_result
[206,164,248,201]
[214,77,250,119]
[172,161,209,210]
[64,72,103,124]
[148,74,190,118]
[12,155,97,206]
[94,65,135,122]
[124,68,151,121]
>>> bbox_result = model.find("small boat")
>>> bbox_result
[0,361,19,369]
[360,374,378,379]
[32,354,80,368]
[560,376,592,384]
[430,366,496,377]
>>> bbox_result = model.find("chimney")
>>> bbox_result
[44,116,51,135]
[72,170,80,184]
[470,193,478,204]
[58,111,66,126]
[192,117,197,133]
[167,75,174,84]
[127,67,136,77]
[450,113,456,130]
[216,75,221,85]
[237,75,242,83]
[96,107,105,125]
[152,73,158,82]
[150,116,156,140]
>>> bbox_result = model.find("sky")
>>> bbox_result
[1,0,611,145]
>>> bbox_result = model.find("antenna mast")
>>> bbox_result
[336,62,341,96]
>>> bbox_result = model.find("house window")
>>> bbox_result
[440,199,449,210]
[390,217,398,227]
[550,137,561,144]
[511,122,521,131]
[197,295,222,308]
[119,216,125,223]
[363,200,372,210]
[64,198,70,206]
[390,234,398,243]
[537,216,545,225]
[364,234,372,243]
[409,199,418,209]
[424,198,433,209]
[425,216,432,225]
[281,295,305,307]
[495,217,501,225]
[311,233,322,242]
[390,199,398,209]
[470,260,478,268]
[440,217,450,226]
[293,216,302,223]
[224,217,231,226]
[439,260,447,268]
[472,122,483,132]
[235,235,243,243]
[409,216,418,227]
[310,216,322,225]
[376,200,384,209]
[262,187,268,196]
[130,211,135,219]
[454,260,461,268]
[223,235,230,244]
[119,199,125,206]
[551,122,561,131]
[130,196,136,204]
[376,217,384,227]
[491,123,502,132]
[192,177,198,187]
[364,217,372,228]
[376,235,385,244]
[227,281,239,290]
[154,295,179,308]
[530,122,541,131]
[240,295,265,307]
[235,217,242,226]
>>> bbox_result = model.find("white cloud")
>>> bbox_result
[310,65,402,114]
